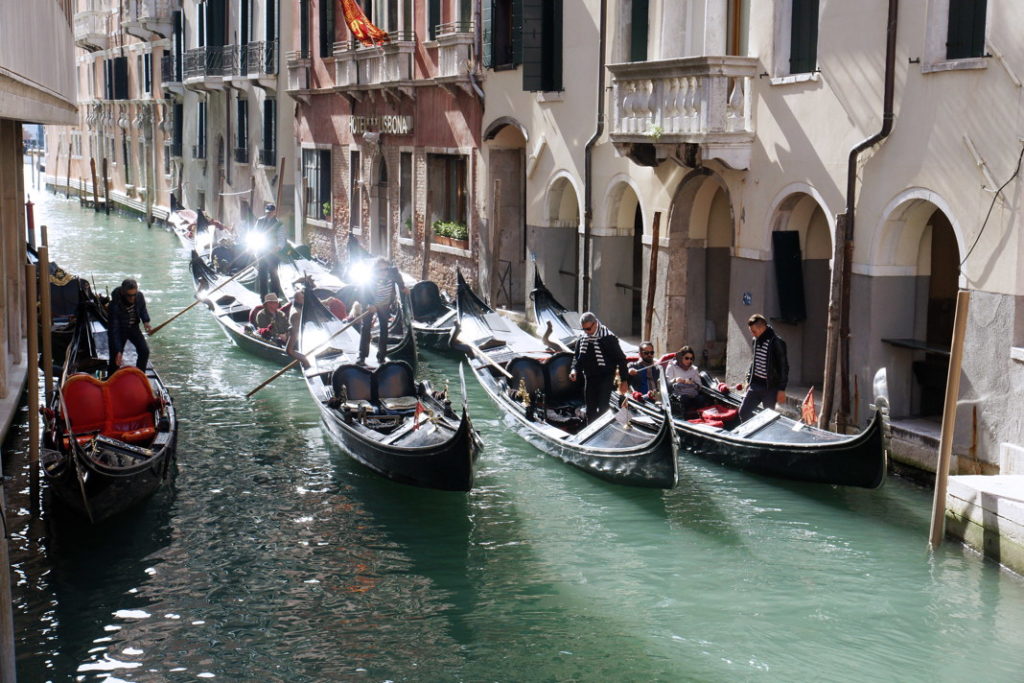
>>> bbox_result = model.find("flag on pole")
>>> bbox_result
[801,386,818,425]
[413,400,424,430]
[340,0,389,47]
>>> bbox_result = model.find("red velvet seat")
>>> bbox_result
[62,374,106,435]
[701,405,738,423]
[106,367,158,443]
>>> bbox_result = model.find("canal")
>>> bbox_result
[4,184,1024,681]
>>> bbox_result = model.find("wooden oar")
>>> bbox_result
[458,335,513,379]
[149,261,256,335]
[246,308,374,398]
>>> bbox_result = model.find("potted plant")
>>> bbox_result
[432,220,469,248]
[322,201,331,219]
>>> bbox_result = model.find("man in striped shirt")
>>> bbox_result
[357,258,407,366]
[739,313,789,421]
[569,312,630,423]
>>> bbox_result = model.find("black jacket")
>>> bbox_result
[571,324,629,380]
[108,286,150,352]
[746,326,789,391]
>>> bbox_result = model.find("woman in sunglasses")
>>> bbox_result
[665,345,701,414]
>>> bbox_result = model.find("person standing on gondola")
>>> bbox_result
[251,202,285,300]
[357,258,407,366]
[739,313,789,421]
[107,278,152,374]
[569,312,630,422]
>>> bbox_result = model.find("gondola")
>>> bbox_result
[456,271,678,488]
[530,270,639,355]
[299,284,480,490]
[408,279,458,350]
[41,303,177,523]
[630,356,890,488]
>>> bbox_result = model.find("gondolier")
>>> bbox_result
[569,312,629,422]
[739,313,789,421]
[107,278,153,373]
[357,257,408,366]
[251,202,285,300]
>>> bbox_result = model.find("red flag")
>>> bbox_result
[413,400,424,430]
[340,0,389,47]
[801,386,818,425]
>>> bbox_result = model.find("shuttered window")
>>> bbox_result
[262,98,276,166]
[299,0,309,58]
[319,0,334,58]
[236,98,248,153]
[946,0,987,59]
[522,0,562,92]
[429,0,441,40]
[302,149,332,220]
[630,0,649,62]
[790,0,819,74]
[484,0,520,69]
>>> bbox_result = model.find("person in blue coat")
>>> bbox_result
[107,278,153,374]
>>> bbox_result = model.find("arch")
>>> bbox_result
[484,116,529,144]
[763,182,838,255]
[603,174,644,235]
[869,188,967,285]
[545,171,582,227]
[534,172,582,309]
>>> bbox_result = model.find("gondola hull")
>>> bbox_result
[470,359,677,488]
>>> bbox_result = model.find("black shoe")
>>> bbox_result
[355,357,367,366]
[376,355,387,365]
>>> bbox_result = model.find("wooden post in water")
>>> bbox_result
[643,211,661,341]
[90,157,100,210]
[65,150,72,200]
[25,199,35,250]
[929,289,971,549]
[102,157,111,214]
[38,238,54,407]
[25,262,40,517]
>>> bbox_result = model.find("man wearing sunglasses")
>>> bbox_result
[569,312,629,422]
[627,341,661,398]
[739,313,789,421]
[107,278,153,373]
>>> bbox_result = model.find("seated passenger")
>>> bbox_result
[255,293,289,345]
[322,296,348,321]
[627,341,661,399]
[665,345,702,415]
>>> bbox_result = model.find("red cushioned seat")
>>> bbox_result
[701,405,738,423]
[61,374,107,435]
[105,367,157,443]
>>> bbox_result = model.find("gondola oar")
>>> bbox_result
[461,337,513,379]
[149,261,256,335]
[246,308,374,398]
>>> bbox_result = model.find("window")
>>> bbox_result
[299,0,309,57]
[302,148,332,220]
[946,0,986,59]
[261,98,276,166]
[171,102,183,157]
[122,131,132,185]
[105,56,129,100]
[350,150,362,230]
[484,0,521,69]
[522,0,562,91]
[142,53,152,96]
[427,153,467,229]
[790,0,819,74]
[428,0,440,40]
[629,0,649,62]
[400,152,413,238]
[196,101,207,159]
[319,0,334,58]
[235,97,248,163]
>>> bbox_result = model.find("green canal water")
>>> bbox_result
[4,184,1024,681]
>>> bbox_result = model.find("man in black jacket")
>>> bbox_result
[107,278,153,373]
[739,313,789,421]
[569,312,630,423]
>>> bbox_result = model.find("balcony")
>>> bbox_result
[183,46,228,91]
[74,10,108,52]
[245,40,279,89]
[330,33,416,100]
[160,53,184,96]
[286,51,311,100]
[434,22,474,95]
[607,56,758,169]
[123,0,176,40]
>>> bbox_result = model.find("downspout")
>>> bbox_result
[820,0,898,431]
[582,0,608,311]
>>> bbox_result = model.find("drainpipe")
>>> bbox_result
[820,0,899,432]
[582,0,608,311]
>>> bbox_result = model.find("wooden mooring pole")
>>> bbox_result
[25,263,40,518]
[39,232,54,407]
[929,290,971,549]
[90,157,100,210]
[102,157,111,214]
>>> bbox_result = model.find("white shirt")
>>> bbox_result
[665,362,701,397]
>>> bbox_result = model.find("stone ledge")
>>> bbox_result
[945,475,1024,575]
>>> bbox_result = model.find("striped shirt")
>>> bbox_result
[577,324,610,368]
[373,276,395,307]
[752,336,770,381]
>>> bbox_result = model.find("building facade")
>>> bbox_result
[289,0,483,290]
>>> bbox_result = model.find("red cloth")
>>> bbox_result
[340,0,389,46]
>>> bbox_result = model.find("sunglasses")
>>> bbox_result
[641,351,654,356]
[582,324,596,332]
[126,293,138,299]
[681,355,694,361]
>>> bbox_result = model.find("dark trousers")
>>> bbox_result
[358,305,391,362]
[739,379,775,421]
[109,326,149,374]
[256,253,284,299]
[583,371,615,422]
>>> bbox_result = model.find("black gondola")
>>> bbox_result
[530,270,639,355]
[409,279,458,350]
[530,270,889,488]
[299,286,480,491]
[42,305,177,523]
[456,271,678,489]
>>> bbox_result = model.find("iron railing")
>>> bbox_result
[258,148,276,167]
[233,146,249,164]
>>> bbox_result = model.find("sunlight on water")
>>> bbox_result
[4,179,1024,681]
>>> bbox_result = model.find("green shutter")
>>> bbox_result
[544,0,562,91]
[790,0,819,74]
[947,0,987,59]
[482,1,493,68]
[512,0,524,66]
[429,0,441,40]
[521,0,543,90]
[630,0,648,62]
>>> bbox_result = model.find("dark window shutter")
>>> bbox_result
[790,0,819,74]
[772,231,807,324]
[543,0,562,91]
[429,0,441,40]
[263,99,276,155]
[318,149,331,205]
[521,0,543,90]
[482,0,493,68]
[630,0,649,62]
[236,98,247,149]
[946,0,987,59]
[319,0,334,58]
[266,0,277,42]
[113,56,129,100]
[512,0,524,66]
[299,0,309,58]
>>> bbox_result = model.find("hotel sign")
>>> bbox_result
[349,115,414,135]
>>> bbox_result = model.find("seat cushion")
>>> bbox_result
[380,396,419,411]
